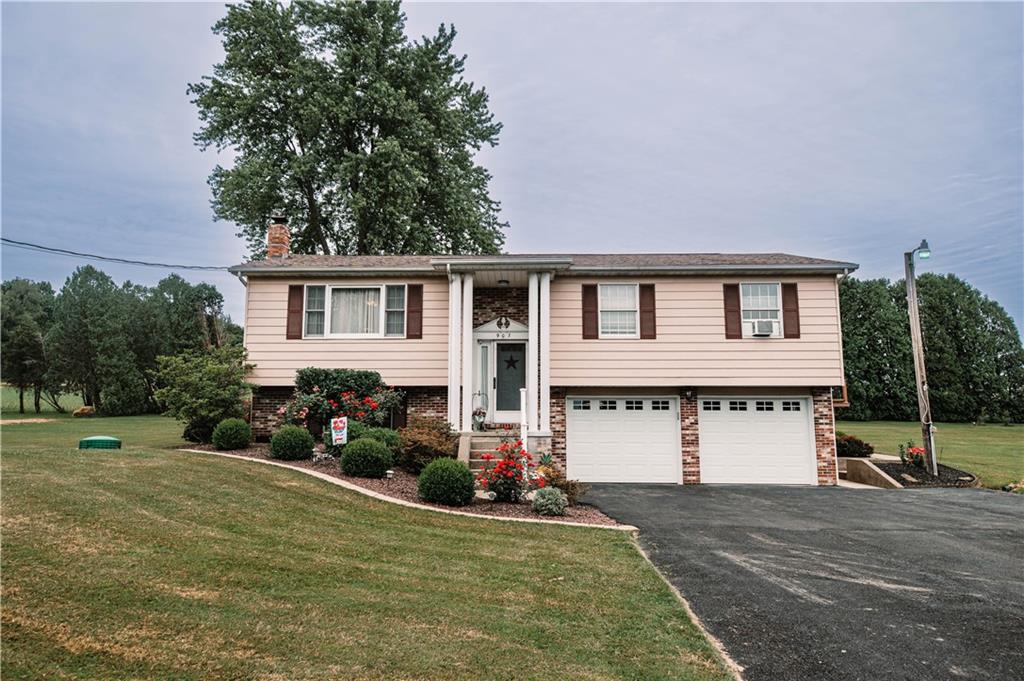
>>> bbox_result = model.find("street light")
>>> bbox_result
[904,239,937,476]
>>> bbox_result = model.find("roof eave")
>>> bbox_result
[227,265,439,276]
[566,262,860,275]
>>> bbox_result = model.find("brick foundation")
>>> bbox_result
[812,387,838,485]
[251,386,296,438]
[473,287,528,327]
[405,386,448,421]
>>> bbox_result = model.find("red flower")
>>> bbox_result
[356,411,366,418]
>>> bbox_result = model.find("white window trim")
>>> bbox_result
[740,281,783,339]
[597,283,640,339]
[302,283,407,340]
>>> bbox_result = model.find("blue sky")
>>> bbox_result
[3,2,1021,328]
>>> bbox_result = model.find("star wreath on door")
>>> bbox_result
[504,356,519,370]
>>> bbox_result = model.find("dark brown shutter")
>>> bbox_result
[639,284,656,339]
[723,284,742,339]
[286,285,304,339]
[582,284,598,339]
[406,284,423,339]
[782,283,801,338]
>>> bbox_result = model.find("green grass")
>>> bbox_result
[1,418,730,680]
[1,384,84,418]
[837,420,1024,490]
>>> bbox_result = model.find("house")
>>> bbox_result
[229,217,859,485]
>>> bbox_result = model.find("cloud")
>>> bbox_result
[3,2,1021,327]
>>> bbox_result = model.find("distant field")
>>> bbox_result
[837,420,1023,490]
[1,385,83,418]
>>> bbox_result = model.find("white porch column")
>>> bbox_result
[461,273,474,432]
[527,272,540,433]
[447,273,462,430]
[539,272,551,433]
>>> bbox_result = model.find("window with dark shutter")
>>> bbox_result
[639,284,656,339]
[582,284,598,339]
[406,284,423,339]
[723,284,742,339]
[782,283,801,338]
[286,285,304,339]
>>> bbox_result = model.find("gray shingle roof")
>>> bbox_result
[230,252,858,274]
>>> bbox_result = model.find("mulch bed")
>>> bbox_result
[874,461,978,488]
[184,443,621,527]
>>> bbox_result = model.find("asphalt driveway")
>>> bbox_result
[588,485,1024,681]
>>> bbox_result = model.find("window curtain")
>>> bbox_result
[331,288,380,334]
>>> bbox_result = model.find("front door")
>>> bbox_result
[493,342,526,422]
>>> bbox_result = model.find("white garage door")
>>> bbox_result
[566,397,680,483]
[698,397,816,484]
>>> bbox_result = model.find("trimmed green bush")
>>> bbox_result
[270,425,315,461]
[418,459,475,507]
[340,438,393,478]
[367,426,400,450]
[212,418,252,451]
[324,422,400,457]
[532,487,568,516]
[836,433,874,458]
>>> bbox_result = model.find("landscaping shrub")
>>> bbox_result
[323,422,399,457]
[283,368,403,430]
[418,459,475,507]
[340,438,393,478]
[532,487,568,516]
[476,440,542,503]
[212,418,252,451]
[270,425,315,461]
[153,346,252,443]
[836,433,874,458]
[396,415,458,473]
[536,463,589,505]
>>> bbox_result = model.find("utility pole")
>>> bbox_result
[904,239,938,476]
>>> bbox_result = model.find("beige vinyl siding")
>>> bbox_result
[550,276,844,387]
[244,277,448,386]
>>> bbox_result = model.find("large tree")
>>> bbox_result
[190,0,506,257]
[1,279,55,413]
[840,273,1024,423]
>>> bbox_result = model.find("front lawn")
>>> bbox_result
[2,420,731,680]
[837,420,1023,490]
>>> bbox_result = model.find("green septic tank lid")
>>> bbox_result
[79,436,122,449]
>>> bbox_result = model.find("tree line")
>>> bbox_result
[840,273,1024,423]
[1,266,240,415]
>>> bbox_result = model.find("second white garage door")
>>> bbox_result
[565,397,680,483]
[698,397,816,484]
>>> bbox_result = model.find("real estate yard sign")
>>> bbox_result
[331,417,348,445]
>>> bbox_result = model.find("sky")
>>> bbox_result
[3,2,1021,328]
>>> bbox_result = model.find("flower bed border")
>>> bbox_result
[178,449,636,531]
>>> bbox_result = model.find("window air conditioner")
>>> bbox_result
[752,320,776,337]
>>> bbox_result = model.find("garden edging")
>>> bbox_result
[178,448,637,531]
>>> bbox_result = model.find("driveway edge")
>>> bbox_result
[629,535,746,681]
[178,449,637,532]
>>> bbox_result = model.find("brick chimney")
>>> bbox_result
[266,215,290,259]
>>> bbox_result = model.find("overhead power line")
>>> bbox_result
[1,237,233,272]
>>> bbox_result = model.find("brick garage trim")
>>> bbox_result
[250,385,448,439]
[549,387,567,471]
[811,387,838,485]
[680,390,700,484]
